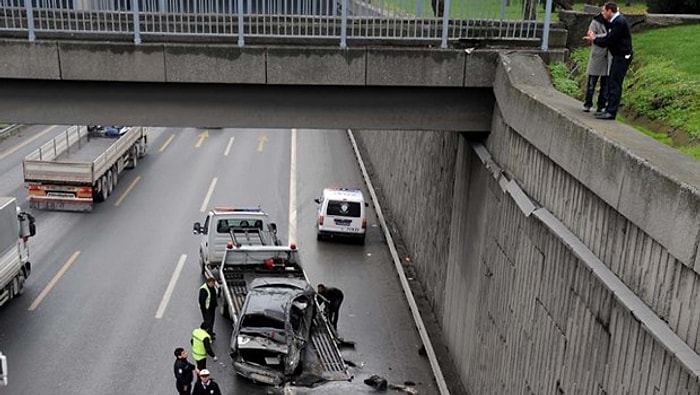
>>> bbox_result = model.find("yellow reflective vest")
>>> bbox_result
[200,283,211,310]
[191,328,211,361]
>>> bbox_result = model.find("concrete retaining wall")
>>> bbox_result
[353,52,700,394]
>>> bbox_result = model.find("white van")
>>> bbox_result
[314,188,368,243]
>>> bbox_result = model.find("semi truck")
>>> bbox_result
[23,125,147,211]
[0,196,36,308]
[206,241,349,386]
[193,207,280,275]
[0,350,6,386]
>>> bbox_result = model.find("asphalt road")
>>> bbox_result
[0,126,437,394]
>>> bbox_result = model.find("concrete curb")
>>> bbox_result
[346,129,451,395]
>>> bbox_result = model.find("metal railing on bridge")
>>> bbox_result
[0,0,554,49]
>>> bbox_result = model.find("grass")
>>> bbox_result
[551,23,700,159]
[376,0,555,20]
[633,25,700,78]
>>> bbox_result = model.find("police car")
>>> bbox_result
[314,187,368,243]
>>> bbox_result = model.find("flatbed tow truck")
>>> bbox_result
[203,229,349,387]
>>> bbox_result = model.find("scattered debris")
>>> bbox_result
[344,359,359,367]
[364,374,388,390]
[389,382,418,394]
[337,337,356,348]
[364,374,418,394]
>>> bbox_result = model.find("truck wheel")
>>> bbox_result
[100,175,109,202]
[199,256,206,276]
[11,274,24,298]
[93,179,104,202]
[111,165,118,189]
[106,171,113,197]
[131,146,138,168]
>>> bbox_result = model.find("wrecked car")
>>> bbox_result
[230,277,315,385]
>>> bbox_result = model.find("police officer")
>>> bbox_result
[192,369,222,395]
[173,347,198,395]
[317,284,344,331]
[198,277,218,340]
[191,321,217,370]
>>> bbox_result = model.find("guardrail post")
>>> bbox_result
[237,0,245,47]
[340,0,348,49]
[440,0,451,49]
[132,0,142,45]
[541,0,553,51]
[499,0,506,20]
[23,0,36,42]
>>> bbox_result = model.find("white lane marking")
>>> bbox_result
[200,177,218,213]
[155,254,187,319]
[28,250,81,311]
[288,129,297,244]
[159,134,175,152]
[0,125,60,161]
[224,137,235,156]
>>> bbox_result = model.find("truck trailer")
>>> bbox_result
[207,241,349,387]
[23,125,147,211]
[0,197,36,308]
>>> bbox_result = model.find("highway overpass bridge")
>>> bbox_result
[2,2,700,394]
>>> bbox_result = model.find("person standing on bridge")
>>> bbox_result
[191,321,218,370]
[585,2,633,121]
[198,277,218,340]
[582,10,610,114]
[173,347,198,395]
[317,284,344,332]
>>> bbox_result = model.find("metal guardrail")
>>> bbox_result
[0,124,22,141]
[0,0,553,49]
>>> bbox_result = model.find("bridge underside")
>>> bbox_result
[0,79,493,131]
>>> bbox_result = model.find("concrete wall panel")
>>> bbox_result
[164,45,266,83]
[266,47,365,85]
[58,42,166,81]
[366,48,465,86]
[464,50,499,87]
[0,40,60,79]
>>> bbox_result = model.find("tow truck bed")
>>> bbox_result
[210,245,349,385]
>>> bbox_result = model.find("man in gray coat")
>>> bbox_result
[583,11,610,114]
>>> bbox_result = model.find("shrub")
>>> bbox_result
[548,62,580,96]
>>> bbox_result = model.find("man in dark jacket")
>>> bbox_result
[173,347,198,395]
[317,284,344,331]
[585,2,633,120]
[198,277,218,340]
[191,369,222,395]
